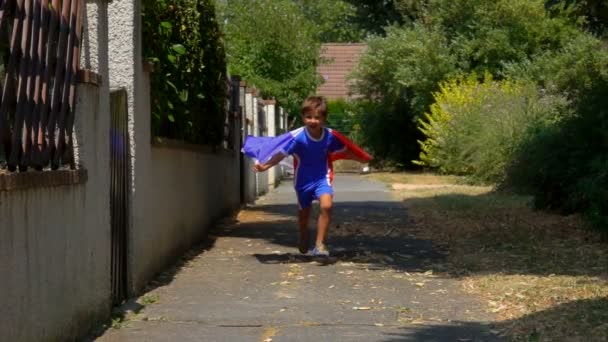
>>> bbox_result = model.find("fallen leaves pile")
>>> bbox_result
[368,172,608,341]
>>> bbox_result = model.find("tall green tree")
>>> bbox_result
[394,0,429,23]
[546,0,608,37]
[293,0,364,42]
[218,0,322,114]
[345,0,405,36]
[425,0,580,74]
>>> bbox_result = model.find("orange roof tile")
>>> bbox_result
[316,43,367,100]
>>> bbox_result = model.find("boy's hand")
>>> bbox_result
[253,163,270,172]
[252,153,285,172]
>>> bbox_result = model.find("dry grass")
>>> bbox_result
[368,172,608,341]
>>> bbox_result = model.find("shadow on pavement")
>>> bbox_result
[380,321,500,342]
[212,201,448,275]
[84,236,218,341]
[380,296,608,341]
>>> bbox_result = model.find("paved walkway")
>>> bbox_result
[94,174,500,341]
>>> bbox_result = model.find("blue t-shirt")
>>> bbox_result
[281,127,345,190]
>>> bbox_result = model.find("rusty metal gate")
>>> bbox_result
[110,89,129,305]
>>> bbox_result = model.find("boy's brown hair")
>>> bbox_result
[301,96,328,117]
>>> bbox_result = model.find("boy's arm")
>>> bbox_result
[253,152,286,172]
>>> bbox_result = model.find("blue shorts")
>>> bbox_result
[296,179,334,209]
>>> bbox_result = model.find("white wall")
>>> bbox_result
[0,84,111,342]
[265,102,278,188]
[110,61,242,292]
[0,1,112,339]
[243,91,257,203]
[129,145,240,289]
[254,98,269,197]
[107,0,165,295]
[126,73,241,292]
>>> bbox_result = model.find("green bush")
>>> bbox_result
[502,34,608,231]
[351,24,456,167]
[504,98,608,231]
[142,0,227,145]
[322,99,369,153]
[416,73,568,183]
[351,0,581,167]
[504,33,608,96]
[350,99,425,169]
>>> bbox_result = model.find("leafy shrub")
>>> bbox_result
[351,0,582,167]
[324,99,368,152]
[416,73,568,183]
[349,98,425,169]
[502,34,608,230]
[351,24,456,167]
[142,0,227,145]
[353,24,457,116]
[503,33,608,96]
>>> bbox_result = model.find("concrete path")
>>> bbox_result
[94,174,500,341]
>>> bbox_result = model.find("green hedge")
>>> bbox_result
[142,0,227,145]
[415,73,568,184]
[502,35,608,231]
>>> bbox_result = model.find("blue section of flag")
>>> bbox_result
[242,127,372,167]
[241,131,294,163]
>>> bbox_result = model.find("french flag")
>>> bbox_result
[241,128,372,180]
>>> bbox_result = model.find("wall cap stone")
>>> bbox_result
[152,138,235,157]
[0,169,88,192]
[77,69,102,86]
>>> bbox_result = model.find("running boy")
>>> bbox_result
[252,96,369,256]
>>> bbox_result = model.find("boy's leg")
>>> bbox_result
[315,194,333,249]
[296,188,314,254]
[297,207,311,253]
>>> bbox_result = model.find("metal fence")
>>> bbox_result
[0,0,84,172]
[110,88,129,305]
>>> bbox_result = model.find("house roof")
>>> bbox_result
[316,43,367,100]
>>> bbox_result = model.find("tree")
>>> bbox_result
[218,0,322,114]
[546,0,608,37]
[345,0,405,36]
[293,0,364,42]
[424,0,581,74]
[351,0,583,167]
[394,0,429,23]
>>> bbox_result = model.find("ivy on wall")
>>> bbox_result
[142,0,227,145]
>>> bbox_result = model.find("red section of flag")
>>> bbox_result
[327,130,372,182]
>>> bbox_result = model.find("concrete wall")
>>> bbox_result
[107,0,153,294]
[107,0,244,294]
[240,88,291,203]
[130,145,240,289]
[0,84,110,341]
[0,2,112,340]
[241,88,257,204]
[265,102,276,187]
[125,73,242,293]
[253,97,269,197]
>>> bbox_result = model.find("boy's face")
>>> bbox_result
[302,111,326,131]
